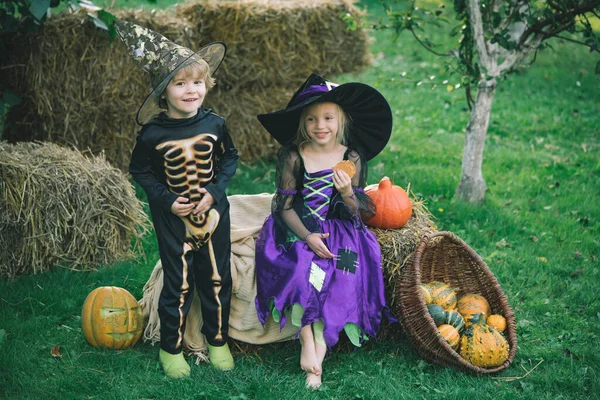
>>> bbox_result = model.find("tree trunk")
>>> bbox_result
[455,78,497,203]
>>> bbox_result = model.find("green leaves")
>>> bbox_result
[0,91,22,140]
[28,0,51,22]
[0,90,22,117]
[339,11,359,31]
[2,0,119,40]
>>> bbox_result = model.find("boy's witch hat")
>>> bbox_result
[257,74,392,160]
[114,20,226,125]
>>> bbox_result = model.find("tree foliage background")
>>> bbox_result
[375,0,600,202]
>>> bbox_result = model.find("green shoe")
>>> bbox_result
[159,349,190,378]
[207,343,234,371]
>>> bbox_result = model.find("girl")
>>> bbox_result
[254,74,393,389]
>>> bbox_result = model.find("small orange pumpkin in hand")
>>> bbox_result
[365,177,412,229]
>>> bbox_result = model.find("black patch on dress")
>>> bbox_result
[336,248,358,274]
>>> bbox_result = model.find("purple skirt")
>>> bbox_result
[254,215,387,347]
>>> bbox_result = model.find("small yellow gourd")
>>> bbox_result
[419,284,434,304]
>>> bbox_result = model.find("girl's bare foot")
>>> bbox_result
[299,326,320,375]
[306,372,322,390]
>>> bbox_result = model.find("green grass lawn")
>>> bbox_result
[1,1,599,399]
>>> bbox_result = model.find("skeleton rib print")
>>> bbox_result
[156,133,220,246]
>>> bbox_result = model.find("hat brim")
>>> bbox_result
[136,42,227,125]
[257,77,392,161]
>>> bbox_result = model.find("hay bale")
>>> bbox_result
[1,0,370,169]
[177,0,370,91]
[0,141,150,278]
[372,198,438,310]
[206,86,293,161]
[1,9,190,171]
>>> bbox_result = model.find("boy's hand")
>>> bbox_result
[194,188,215,215]
[306,233,334,259]
[171,197,194,217]
[332,169,353,198]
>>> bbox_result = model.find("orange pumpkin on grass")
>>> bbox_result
[81,286,143,349]
[365,177,412,229]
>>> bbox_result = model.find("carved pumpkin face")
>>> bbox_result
[365,176,412,229]
[81,286,143,349]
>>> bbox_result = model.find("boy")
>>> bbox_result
[115,20,238,377]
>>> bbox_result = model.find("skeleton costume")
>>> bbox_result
[116,21,238,354]
[254,74,393,348]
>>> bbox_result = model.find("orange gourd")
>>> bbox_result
[438,324,460,350]
[487,314,507,332]
[457,293,491,325]
[365,177,412,229]
[81,286,143,349]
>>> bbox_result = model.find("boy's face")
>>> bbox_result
[164,71,207,119]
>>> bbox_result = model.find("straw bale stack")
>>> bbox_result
[0,141,150,278]
[1,0,370,169]
[1,9,194,171]
[177,0,370,91]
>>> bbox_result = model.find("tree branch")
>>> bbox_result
[467,0,492,70]
[497,52,520,73]
[409,29,454,57]
[518,0,600,47]
[555,34,595,47]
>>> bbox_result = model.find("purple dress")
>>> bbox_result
[254,146,388,347]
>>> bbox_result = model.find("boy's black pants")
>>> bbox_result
[153,205,232,354]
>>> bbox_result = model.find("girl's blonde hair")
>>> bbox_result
[158,59,215,109]
[296,102,349,146]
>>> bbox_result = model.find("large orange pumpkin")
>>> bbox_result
[365,177,412,229]
[81,286,143,349]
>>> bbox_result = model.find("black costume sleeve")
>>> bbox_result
[270,147,316,245]
[204,123,239,205]
[129,131,178,213]
[347,148,376,221]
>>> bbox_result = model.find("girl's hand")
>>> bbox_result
[332,169,353,198]
[171,196,195,217]
[194,188,215,215]
[306,233,335,259]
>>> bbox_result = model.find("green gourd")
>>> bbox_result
[443,310,465,332]
[427,304,446,326]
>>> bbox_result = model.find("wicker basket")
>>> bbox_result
[396,231,517,374]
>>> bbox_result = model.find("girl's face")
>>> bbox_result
[163,70,207,119]
[303,102,340,147]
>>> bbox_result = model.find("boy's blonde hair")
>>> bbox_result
[158,59,215,109]
[296,102,349,146]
